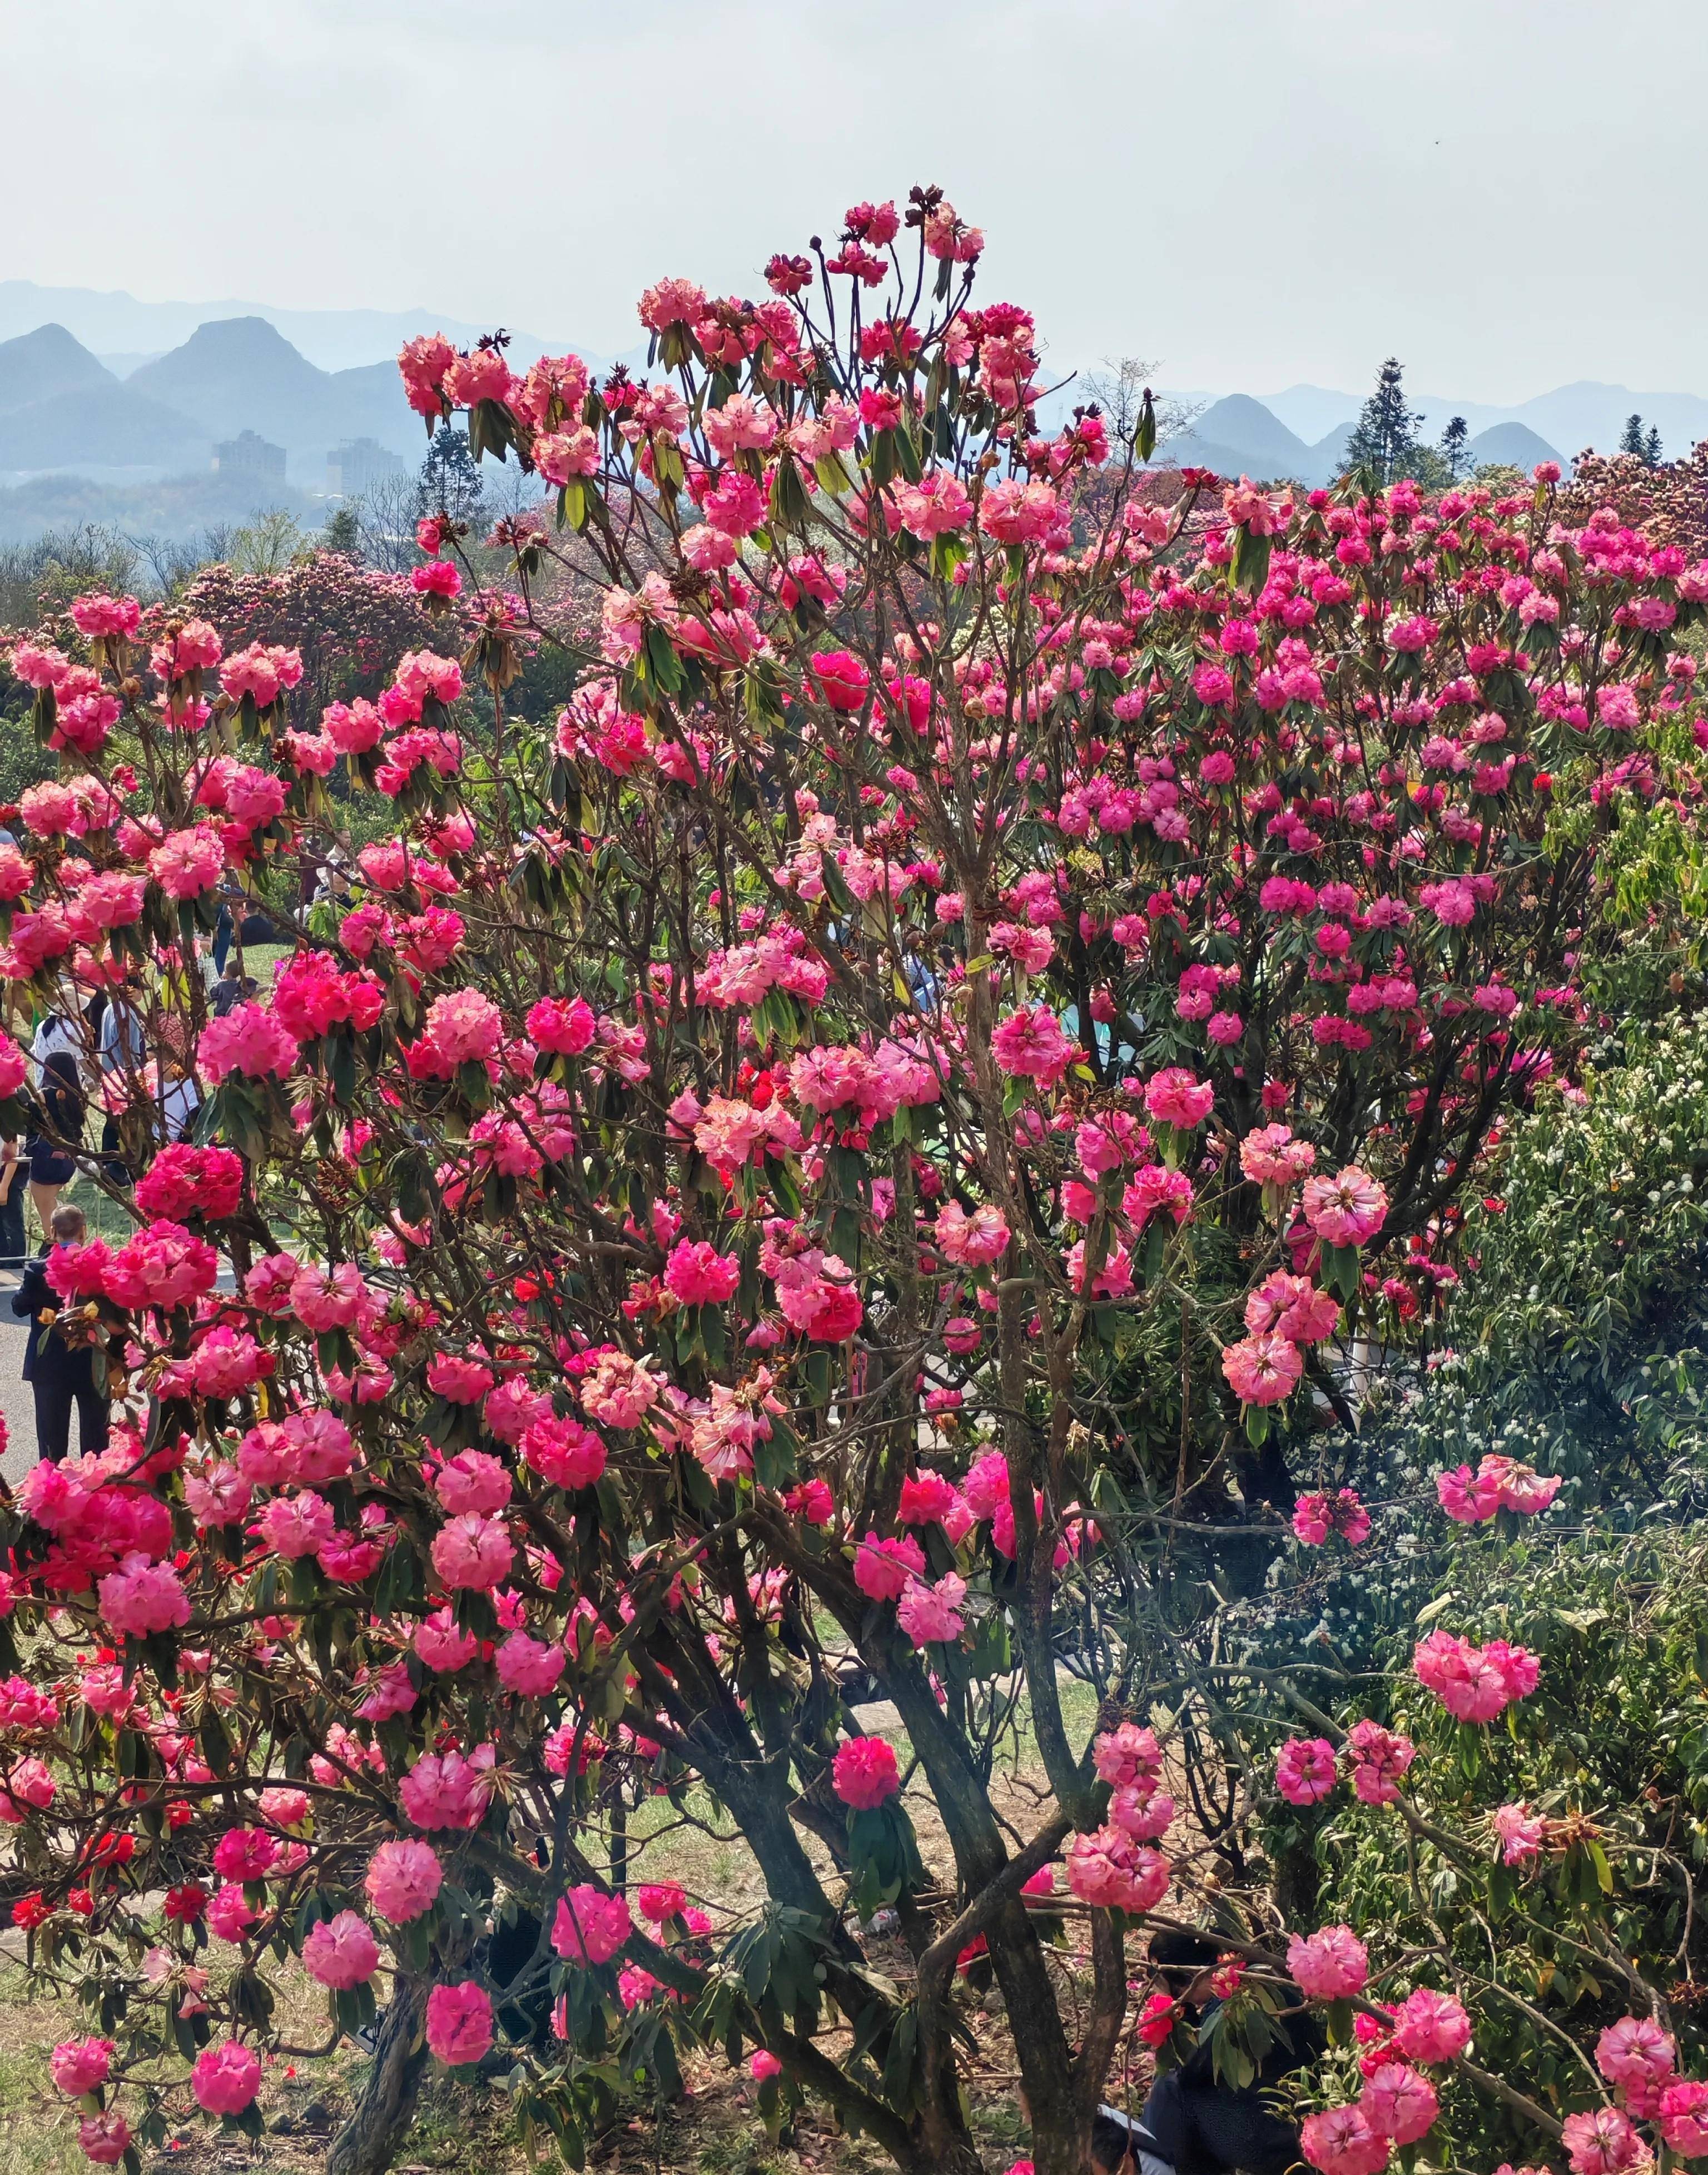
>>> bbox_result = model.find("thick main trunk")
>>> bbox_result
[327,1974,430,2175]
[902,2122,987,2175]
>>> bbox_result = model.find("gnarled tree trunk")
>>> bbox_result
[327,1973,430,2175]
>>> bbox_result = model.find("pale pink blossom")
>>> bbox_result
[1360,2063,1438,2145]
[365,1839,443,1922]
[1300,2106,1389,2175]
[1288,1925,1368,2000]
[1389,1987,1472,2064]
[1302,1167,1388,1248]
[430,1513,515,1591]
[1562,2109,1644,2175]
[896,1572,966,1645]
[302,1910,380,1989]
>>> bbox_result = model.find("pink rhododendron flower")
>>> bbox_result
[896,1572,966,1645]
[365,1839,444,1921]
[1275,1737,1338,1805]
[1108,1786,1174,1841]
[1389,1987,1472,2064]
[0,1756,55,1819]
[200,1003,299,1082]
[1064,1828,1169,1910]
[1302,1168,1388,1248]
[1597,2017,1676,2086]
[1437,1453,1561,1521]
[208,1884,257,1943]
[897,1468,959,1525]
[552,1884,633,1965]
[1300,2106,1389,2175]
[522,1415,608,1491]
[212,1826,282,1882]
[97,1553,190,1640]
[191,2039,262,2114]
[810,651,871,711]
[1292,1488,1369,1546]
[1659,2082,1708,2158]
[78,2112,132,2165]
[1345,1720,1416,1806]
[49,2038,114,2096]
[1562,2109,1644,2175]
[853,1532,925,1602]
[1144,1067,1214,1129]
[664,1239,740,1305]
[1288,1925,1368,2000]
[495,1631,567,1697]
[302,1910,381,1989]
[1360,2063,1438,2145]
[934,1201,1010,1267]
[104,1220,219,1310]
[434,1450,512,1516]
[1413,1630,1540,1722]
[1093,1722,1163,1792]
[991,1005,1074,1086]
[399,1746,496,1831]
[1222,1333,1303,1406]
[425,1981,493,2065]
[832,1737,900,1809]
[430,1513,515,1591]
[1467,1780,1535,1858]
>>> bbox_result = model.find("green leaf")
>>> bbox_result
[1136,389,1156,463]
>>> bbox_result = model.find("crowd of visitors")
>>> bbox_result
[0,910,274,1467]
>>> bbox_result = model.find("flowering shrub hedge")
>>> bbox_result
[1,186,1706,2175]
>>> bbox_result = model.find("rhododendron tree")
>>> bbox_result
[171,552,466,733]
[0,186,1705,2175]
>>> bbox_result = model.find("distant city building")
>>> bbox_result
[212,429,287,485]
[326,436,405,496]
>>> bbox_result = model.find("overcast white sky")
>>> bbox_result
[11,0,1708,401]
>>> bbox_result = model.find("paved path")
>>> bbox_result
[0,1289,44,1486]
[0,1280,122,1487]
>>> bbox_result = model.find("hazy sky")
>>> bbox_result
[11,0,1708,401]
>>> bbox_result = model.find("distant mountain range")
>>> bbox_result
[1258,381,1708,463]
[1174,382,1708,486]
[0,280,578,378]
[1156,393,1568,488]
[3,277,1708,547]
[0,317,426,492]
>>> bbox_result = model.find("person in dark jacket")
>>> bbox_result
[1080,1933,1323,2175]
[0,1137,23,1277]
[11,1204,110,1462]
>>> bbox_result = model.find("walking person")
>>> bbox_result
[97,971,147,1187]
[0,1137,24,1278]
[30,1007,85,1084]
[24,1048,84,1238]
[12,1204,112,1462]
